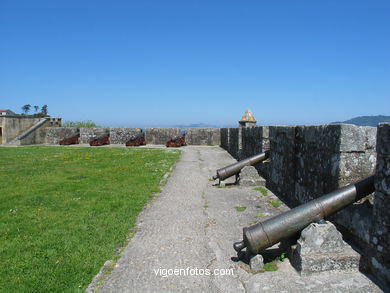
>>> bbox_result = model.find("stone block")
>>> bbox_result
[249,254,264,271]
[145,128,180,145]
[363,126,377,150]
[376,123,390,155]
[185,128,220,145]
[337,152,376,186]
[46,127,79,144]
[238,166,266,187]
[371,192,390,265]
[269,126,296,154]
[329,200,373,246]
[220,128,229,149]
[228,128,242,160]
[370,123,390,286]
[291,221,360,275]
[324,124,367,152]
[80,128,110,144]
[109,128,142,144]
[241,126,265,158]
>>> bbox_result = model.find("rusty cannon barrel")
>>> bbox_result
[212,150,269,181]
[233,175,375,255]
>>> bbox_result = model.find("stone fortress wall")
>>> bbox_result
[2,116,389,285]
[44,127,222,146]
[221,123,389,286]
[0,116,61,145]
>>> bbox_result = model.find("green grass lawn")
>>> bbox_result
[0,146,180,293]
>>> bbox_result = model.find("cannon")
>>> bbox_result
[89,136,110,146]
[212,150,269,181]
[166,135,186,147]
[233,175,375,255]
[126,133,146,146]
[59,135,79,145]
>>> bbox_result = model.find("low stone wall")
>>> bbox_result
[185,128,220,145]
[268,126,297,203]
[224,128,242,159]
[241,126,269,157]
[46,127,80,144]
[109,128,142,144]
[219,123,385,279]
[145,128,180,145]
[370,123,390,285]
[220,128,229,150]
[241,126,270,178]
[0,116,43,143]
[266,125,377,251]
[15,118,60,145]
[43,127,223,146]
[80,128,110,144]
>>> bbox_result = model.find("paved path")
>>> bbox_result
[96,146,383,293]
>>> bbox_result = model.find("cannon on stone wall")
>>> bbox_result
[212,150,269,181]
[59,135,80,145]
[126,133,146,147]
[89,136,110,146]
[233,175,375,255]
[166,135,186,147]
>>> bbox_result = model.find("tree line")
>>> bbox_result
[21,104,49,117]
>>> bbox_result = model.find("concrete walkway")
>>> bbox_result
[96,146,383,293]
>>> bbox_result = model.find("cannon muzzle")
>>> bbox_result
[213,150,269,181]
[234,175,375,255]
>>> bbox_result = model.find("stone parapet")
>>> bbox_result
[370,123,390,286]
[144,128,180,145]
[185,128,220,145]
[109,128,142,144]
[80,128,110,144]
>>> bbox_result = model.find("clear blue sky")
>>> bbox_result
[1,0,389,127]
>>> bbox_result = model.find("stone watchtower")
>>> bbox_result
[239,109,257,127]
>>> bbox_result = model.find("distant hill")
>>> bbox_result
[174,123,220,128]
[332,115,390,127]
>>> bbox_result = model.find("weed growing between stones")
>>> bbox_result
[253,187,268,196]
[235,206,247,212]
[268,200,282,208]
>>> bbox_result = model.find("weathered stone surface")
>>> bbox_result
[80,128,110,144]
[370,122,390,286]
[249,254,264,271]
[145,128,180,145]
[268,126,297,205]
[376,123,390,155]
[324,124,366,152]
[329,200,373,246]
[185,128,220,145]
[364,126,377,150]
[239,166,265,187]
[338,152,377,186]
[46,127,79,144]
[242,126,263,157]
[109,128,142,144]
[228,128,242,160]
[220,128,229,150]
[292,221,360,275]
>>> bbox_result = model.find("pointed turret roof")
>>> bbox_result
[239,109,256,123]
